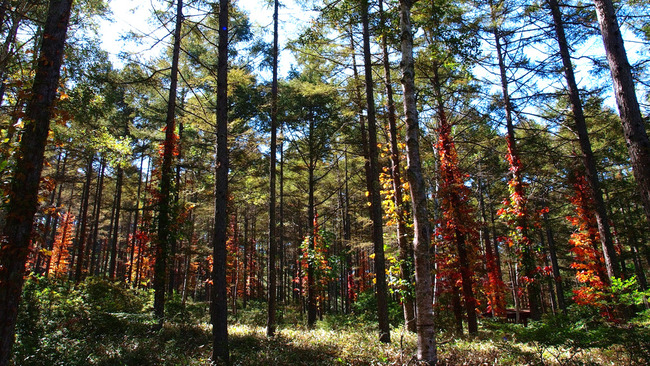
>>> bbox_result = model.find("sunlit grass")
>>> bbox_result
[13,277,650,365]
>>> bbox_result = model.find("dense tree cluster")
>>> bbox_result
[0,0,649,364]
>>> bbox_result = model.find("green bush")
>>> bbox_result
[79,277,149,313]
[165,293,210,324]
[350,290,403,327]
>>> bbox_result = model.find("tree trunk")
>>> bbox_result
[108,167,124,279]
[399,0,437,363]
[0,1,73,364]
[360,0,390,343]
[543,212,566,313]
[128,155,144,284]
[0,6,22,106]
[451,285,463,335]
[547,0,620,281]
[478,175,505,316]
[279,135,286,304]
[39,150,63,275]
[89,158,106,276]
[211,0,230,363]
[492,25,541,321]
[432,65,478,335]
[74,156,94,282]
[593,0,650,227]
[539,228,558,314]
[379,0,415,332]
[154,0,183,323]
[344,148,352,314]
[267,0,279,338]
[307,152,317,327]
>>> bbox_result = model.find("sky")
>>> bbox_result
[99,0,317,76]
[97,0,647,115]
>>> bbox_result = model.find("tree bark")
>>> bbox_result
[478,175,505,316]
[0,1,73,364]
[548,0,620,281]
[592,0,650,227]
[267,0,279,338]
[432,65,478,335]
[108,167,124,279]
[128,155,145,284]
[360,0,390,343]
[543,212,566,313]
[307,120,317,327]
[74,156,94,282]
[89,158,106,275]
[211,0,230,363]
[0,5,22,106]
[154,0,183,323]
[492,25,541,321]
[399,0,437,363]
[378,0,416,332]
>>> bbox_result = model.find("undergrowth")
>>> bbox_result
[13,275,650,365]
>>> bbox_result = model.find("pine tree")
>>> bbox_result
[0,1,73,363]
[399,0,437,363]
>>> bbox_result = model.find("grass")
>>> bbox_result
[13,277,650,365]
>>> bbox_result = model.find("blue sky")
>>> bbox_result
[99,0,317,76]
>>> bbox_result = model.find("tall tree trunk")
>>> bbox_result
[593,0,650,227]
[378,0,415,333]
[347,21,370,323]
[492,25,541,321]
[108,167,124,279]
[74,156,94,282]
[432,66,478,335]
[89,158,106,276]
[543,212,566,313]
[451,285,463,335]
[243,214,249,308]
[267,0,279,338]
[399,0,437,363]
[547,0,620,281]
[360,0,390,343]
[154,0,183,323]
[279,135,285,304]
[542,231,559,314]
[211,0,230,363]
[128,155,145,284]
[39,150,63,275]
[0,1,73,364]
[307,145,317,327]
[0,6,22,106]
[478,175,505,316]
[343,148,352,314]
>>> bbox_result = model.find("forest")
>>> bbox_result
[0,0,649,364]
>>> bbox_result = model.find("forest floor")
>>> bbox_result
[12,277,650,365]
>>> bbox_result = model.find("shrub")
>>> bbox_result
[351,290,403,327]
[79,277,149,313]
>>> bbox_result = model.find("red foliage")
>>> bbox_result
[497,136,540,306]
[125,229,154,285]
[296,214,333,309]
[226,215,246,300]
[433,118,487,316]
[49,211,75,278]
[567,173,610,310]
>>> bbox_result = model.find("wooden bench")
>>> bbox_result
[505,309,531,326]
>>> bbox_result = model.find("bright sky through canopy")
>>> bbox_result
[99,0,316,76]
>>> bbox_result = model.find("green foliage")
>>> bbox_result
[15,275,650,365]
[610,276,650,307]
[80,277,150,313]
[164,293,210,325]
[350,290,403,327]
